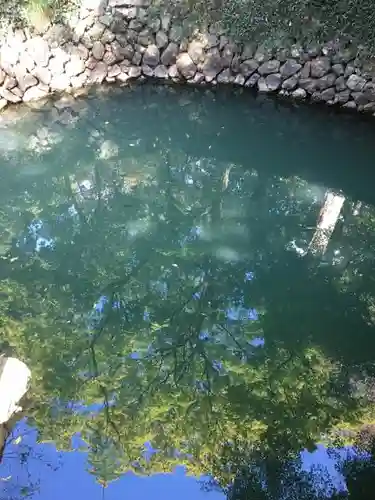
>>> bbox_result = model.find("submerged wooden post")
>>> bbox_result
[308,190,345,256]
[0,356,30,462]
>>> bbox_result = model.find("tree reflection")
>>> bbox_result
[0,88,374,495]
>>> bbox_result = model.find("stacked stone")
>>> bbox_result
[0,0,375,114]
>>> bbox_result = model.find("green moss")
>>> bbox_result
[155,0,375,53]
[0,0,77,30]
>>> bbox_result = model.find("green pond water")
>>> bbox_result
[0,85,375,499]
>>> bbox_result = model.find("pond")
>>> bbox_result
[0,84,375,499]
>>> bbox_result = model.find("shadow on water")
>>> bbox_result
[0,84,375,498]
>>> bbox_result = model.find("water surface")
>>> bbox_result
[0,85,375,499]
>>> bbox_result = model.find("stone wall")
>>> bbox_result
[1,0,375,113]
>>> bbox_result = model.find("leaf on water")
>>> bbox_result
[0,476,11,482]
[12,436,22,445]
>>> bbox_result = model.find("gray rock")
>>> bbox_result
[168,64,179,79]
[17,73,38,92]
[44,24,70,44]
[99,14,113,27]
[351,92,369,106]
[142,65,154,77]
[169,24,183,43]
[310,57,331,78]
[111,17,128,34]
[335,76,346,91]
[258,59,280,75]
[89,61,108,83]
[0,87,22,103]
[148,17,161,33]
[71,72,88,88]
[192,72,205,84]
[156,31,168,49]
[65,56,85,76]
[132,51,142,65]
[316,73,336,90]
[231,55,241,73]
[48,56,65,75]
[50,73,71,91]
[202,33,219,49]
[26,36,50,67]
[311,91,322,102]
[10,86,23,99]
[101,29,116,44]
[143,44,159,67]
[0,98,8,110]
[241,43,256,60]
[217,68,233,84]
[361,60,375,79]
[332,63,344,76]
[103,49,118,66]
[125,29,138,43]
[282,75,299,90]
[335,90,350,104]
[292,87,307,99]
[51,46,70,62]
[363,82,375,101]
[122,44,135,61]
[128,65,142,79]
[176,52,196,79]
[257,77,269,92]
[234,74,245,86]
[129,19,145,32]
[85,56,97,70]
[276,48,290,63]
[188,40,205,65]
[4,76,17,90]
[320,87,336,101]
[201,50,223,81]
[154,65,168,79]
[161,42,178,66]
[344,65,355,78]
[306,45,321,58]
[245,72,260,87]
[23,84,49,102]
[221,43,236,67]
[74,18,89,40]
[116,71,129,83]
[72,44,89,61]
[300,61,311,79]
[219,35,230,50]
[161,14,171,32]
[86,22,106,41]
[342,100,357,110]
[299,78,317,94]
[239,59,258,78]
[92,41,105,60]
[265,73,281,91]
[280,59,302,78]
[107,64,121,78]
[110,41,125,63]
[254,48,269,64]
[291,44,303,59]
[346,74,366,91]
[363,102,375,112]
[19,52,35,72]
